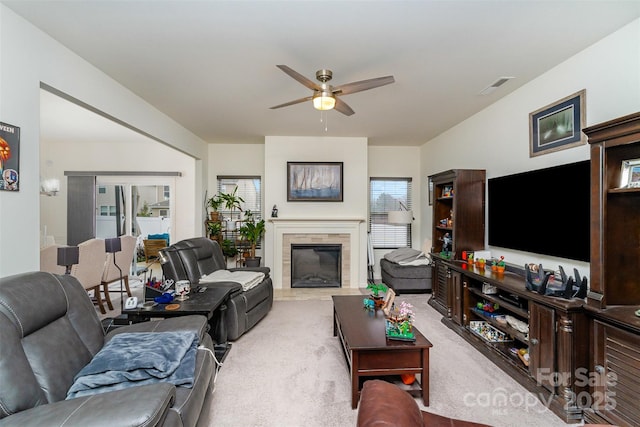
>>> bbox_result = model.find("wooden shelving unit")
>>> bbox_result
[582,112,640,427]
[428,169,485,259]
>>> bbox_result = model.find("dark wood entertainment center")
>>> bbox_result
[582,112,640,427]
[428,113,640,426]
[430,256,589,422]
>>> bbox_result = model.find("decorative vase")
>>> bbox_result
[245,257,261,267]
[210,211,220,221]
[496,266,505,274]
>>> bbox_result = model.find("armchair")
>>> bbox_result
[71,238,108,314]
[160,237,273,341]
[0,271,216,427]
[39,243,66,274]
[357,380,491,427]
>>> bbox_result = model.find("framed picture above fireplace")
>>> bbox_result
[287,161,343,202]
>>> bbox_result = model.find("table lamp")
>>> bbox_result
[57,246,79,274]
[388,201,414,224]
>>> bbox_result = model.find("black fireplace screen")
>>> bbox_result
[291,244,341,288]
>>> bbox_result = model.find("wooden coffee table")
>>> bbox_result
[332,295,433,409]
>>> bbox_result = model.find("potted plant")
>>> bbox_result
[206,220,222,242]
[221,238,238,259]
[207,194,224,221]
[238,210,266,267]
[219,188,244,229]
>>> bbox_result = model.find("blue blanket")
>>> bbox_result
[66,331,198,399]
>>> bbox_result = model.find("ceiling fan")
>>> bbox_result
[269,65,395,116]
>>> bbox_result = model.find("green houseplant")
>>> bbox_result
[221,238,238,259]
[238,210,266,266]
[206,220,222,242]
[207,194,224,220]
[219,188,244,214]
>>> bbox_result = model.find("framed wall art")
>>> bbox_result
[529,89,586,157]
[0,121,20,191]
[287,161,343,202]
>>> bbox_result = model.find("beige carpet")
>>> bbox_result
[201,294,574,427]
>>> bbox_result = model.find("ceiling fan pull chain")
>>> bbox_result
[320,110,329,132]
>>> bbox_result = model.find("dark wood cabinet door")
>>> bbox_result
[429,259,450,317]
[592,320,640,427]
[529,302,556,392]
[450,270,462,325]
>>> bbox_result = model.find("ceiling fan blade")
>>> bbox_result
[334,97,355,116]
[276,65,321,91]
[333,75,395,96]
[270,95,313,110]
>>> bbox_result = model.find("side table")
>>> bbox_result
[124,284,241,362]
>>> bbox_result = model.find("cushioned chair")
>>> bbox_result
[0,271,215,426]
[357,379,492,427]
[160,237,273,341]
[101,235,137,311]
[71,238,108,314]
[39,243,66,274]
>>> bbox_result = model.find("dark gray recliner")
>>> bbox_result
[0,271,216,427]
[159,237,273,341]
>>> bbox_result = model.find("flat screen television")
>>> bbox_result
[487,160,590,262]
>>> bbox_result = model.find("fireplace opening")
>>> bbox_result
[291,244,341,288]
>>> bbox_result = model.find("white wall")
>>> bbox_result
[420,18,640,279]
[262,136,369,285]
[0,5,208,277]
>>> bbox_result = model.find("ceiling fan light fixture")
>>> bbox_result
[313,91,336,111]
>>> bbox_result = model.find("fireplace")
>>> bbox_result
[291,244,342,288]
[269,218,364,289]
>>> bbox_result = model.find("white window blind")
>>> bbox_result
[369,178,412,249]
[216,176,262,220]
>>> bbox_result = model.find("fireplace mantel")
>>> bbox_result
[268,217,366,223]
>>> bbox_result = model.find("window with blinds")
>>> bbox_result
[216,176,262,220]
[369,177,412,249]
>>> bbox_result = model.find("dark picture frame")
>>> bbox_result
[620,158,640,189]
[287,161,343,202]
[0,121,20,192]
[529,89,586,157]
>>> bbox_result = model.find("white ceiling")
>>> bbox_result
[5,0,640,147]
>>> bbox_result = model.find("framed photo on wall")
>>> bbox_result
[529,89,586,157]
[620,158,640,189]
[0,121,20,192]
[287,161,343,202]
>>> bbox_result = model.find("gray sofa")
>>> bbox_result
[159,237,273,341]
[0,271,216,427]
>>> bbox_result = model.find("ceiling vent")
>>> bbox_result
[479,76,514,95]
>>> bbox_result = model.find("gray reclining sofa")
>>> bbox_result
[159,237,273,341]
[0,271,216,427]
